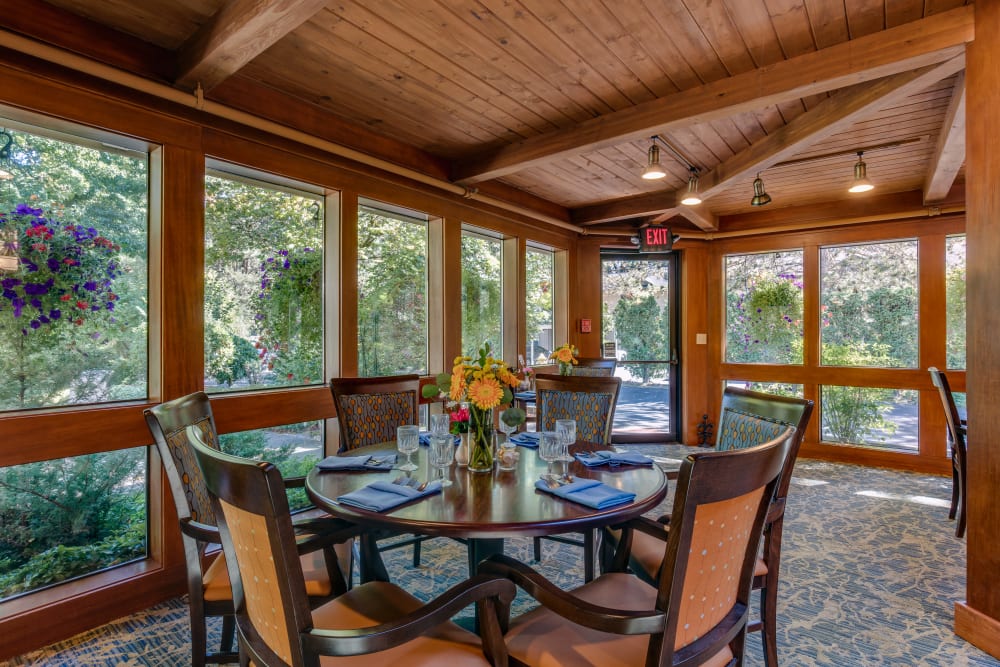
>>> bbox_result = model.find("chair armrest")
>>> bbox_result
[765,497,786,525]
[283,475,306,489]
[294,520,362,555]
[179,517,221,544]
[301,574,515,656]
[478,554,665,636]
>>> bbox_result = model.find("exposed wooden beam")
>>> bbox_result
[693,57,965,201]
[452,5,973,184]
[570,57,964,226]
[924,71,966,204]
[175,0,330,92]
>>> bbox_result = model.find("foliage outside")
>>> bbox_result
[602,258,671,384]
[461,233,502,357]
[946,236,966,369]
[204,174,322,392]
[726,252,804,364]
[525,248,554,364]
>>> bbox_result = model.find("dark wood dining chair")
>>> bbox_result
[144,392,356,666]
[929,367,968,538]
[329,374,434,572]
[571,357,617,377]
[189,428,515,667]
[532,374,622,582]
[479,429,792,667]
[603,386,813,667]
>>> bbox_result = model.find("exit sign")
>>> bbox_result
[639,226,673,252]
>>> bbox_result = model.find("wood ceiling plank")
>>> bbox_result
[322,1,558,138]
[175,0,330,91]
[923,72,966,203]
[682,0,759,75]
[608,0,703,90]
[454,0,624,116]
[298,12,545,143]
[722,0,785,68]
[710,117,756,155]
[885,0,926,28]
[556,0,677,98]
[804,0,851,48]
[763,0,816,57]
[638,0,730,83]
[521,0,657,106]
[452,5,973,184]
[43,0,219,50]
[844,0,886,38]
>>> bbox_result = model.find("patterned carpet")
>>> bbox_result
[5,445,998,666]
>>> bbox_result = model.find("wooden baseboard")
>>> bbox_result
[955,601,1000,660]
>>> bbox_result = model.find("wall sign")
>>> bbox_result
[639,225,673,252]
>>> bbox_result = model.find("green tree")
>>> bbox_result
[461,234,502,357]
[613,294,666,383]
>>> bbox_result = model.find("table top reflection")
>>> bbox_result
[306,441,668,540]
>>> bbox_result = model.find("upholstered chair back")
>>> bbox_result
[535,375,621,445]
[330,375,420,452]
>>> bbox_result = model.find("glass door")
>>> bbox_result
[601,253,679,442]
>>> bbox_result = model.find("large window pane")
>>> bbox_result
[820,241,918,368]
[725,251,804,364]
[0,449,147,600]
[218,420,324,511]
[946,235,966,369]
[357,203,427,376]
[461,230,502,356]
[525,246,554,365]
[0,122,148,411]
[204,172,323,392]
[821,386,918,451]
[725,380,804,398]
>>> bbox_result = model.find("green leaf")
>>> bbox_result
[422,384,440,399]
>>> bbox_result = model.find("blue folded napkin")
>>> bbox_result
[509,431,541,448]
[574,450,654,467]
[337,478,442,512]
[534,478,635,509]
[514,391,536,402]
[316,454,396,472]
[418,431,461,446]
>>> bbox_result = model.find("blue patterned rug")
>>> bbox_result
[5,445,998,666]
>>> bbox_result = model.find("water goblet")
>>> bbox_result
[397,424,419,472]
[428,434,454,487]
[555,419,576,477]
[538,431,561,480]
[430,413,451,437]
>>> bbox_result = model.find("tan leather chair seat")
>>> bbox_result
[203,543,352,602]
[503,572,733,667]
[310,581,490,666]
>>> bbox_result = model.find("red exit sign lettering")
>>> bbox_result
[639,226,673,252]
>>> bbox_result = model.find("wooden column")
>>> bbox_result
[955,2,1000,659]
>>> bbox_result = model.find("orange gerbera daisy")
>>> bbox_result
[554,347,575,363]
[467,377,504,409]
[449,368,467,401]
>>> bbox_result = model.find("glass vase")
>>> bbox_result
[559,361,573,376]
[467,405,495,473]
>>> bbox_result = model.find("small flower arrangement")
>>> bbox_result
[449,405,469,435]
[0,203,121,334]
[549,343,578,375]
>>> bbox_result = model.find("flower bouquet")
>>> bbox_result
[423,342,520,472]
[549,343,579,376]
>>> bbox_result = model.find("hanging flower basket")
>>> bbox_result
[0,204,121,334]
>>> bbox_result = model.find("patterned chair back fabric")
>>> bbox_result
[536,375,621,445]
[571,357,617,377]
[145,392,221,526]
[330,375,420,452]
[717,408,791,451]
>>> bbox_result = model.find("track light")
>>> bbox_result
[848,151,874,193]
[750,173,771,206]
[641,141,666,180]
[680,167,701,206]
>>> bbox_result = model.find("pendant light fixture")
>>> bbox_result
[680,167,702,206]
[848,151,874,193]
[641,139,666,180]
[750,173,772,206]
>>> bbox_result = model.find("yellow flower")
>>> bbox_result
[449,368,467,401]
[554,347,574,363]
[467,377,504,409]
[496,365,519,388]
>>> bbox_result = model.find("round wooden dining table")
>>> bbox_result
[305,440,669,582]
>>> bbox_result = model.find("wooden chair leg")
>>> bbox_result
[760,578,779,667]
[949,462,959,520]
[220,614,236,654]
[412,538,422,568]
[956,459,967,538]
[583,529,595,582]
[532,536,542,562]
[189,607,208,667]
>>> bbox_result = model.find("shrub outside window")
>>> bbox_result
[525,246,554,365]
[0,123,148,412]
[725,251,804,364]
[461,229,502,357]
[204,172,324,392]
[946,235,966,370]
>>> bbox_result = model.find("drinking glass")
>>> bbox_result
[430,413,451,437]
[428,434,454,487]
[538,431,561,479]
[397,425,419,472]
[497,416,518,445]
[555,417,576,459]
